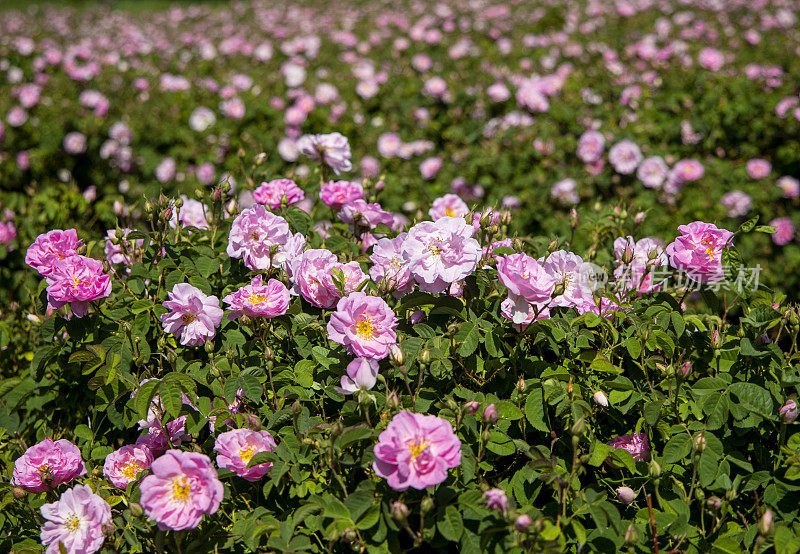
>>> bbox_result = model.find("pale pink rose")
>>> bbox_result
[160,283,223,346]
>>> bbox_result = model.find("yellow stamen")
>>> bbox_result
[445,208,455,217]
[171,476,191,503]
[181,313,196,323]
[701,237,716,260]
[408,440,430,458]
[120,460,143,480]
[356,317,376,339]
[65,515,81,532]
[247,292,269,305]
[239,445,257,463]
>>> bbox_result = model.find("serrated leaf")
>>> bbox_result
[438,505,464,541]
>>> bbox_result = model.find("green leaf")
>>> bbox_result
[454,321,481,357]
[524,388,548,433]
[239,374,263,402]
[437,505,464,541]
[644,400,663,426]
[728,382,771,417]
[625,337,642,359]
[737,216,759,234]
[135,380,160,421]
[159,378,183,418]
[663,434,692,464]
[486,429,515,456]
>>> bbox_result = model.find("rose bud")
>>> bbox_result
[779,399,798,423]
[464,401,480,414]
[483,403,498,423]
[593,391,609,407]
[391,501,409,521]
[616,486,636,504]
[759,509,774,536]
[515,514,532,532]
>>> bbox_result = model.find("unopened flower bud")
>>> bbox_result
[625,523,638,545]
[254,152,267,165]
[679,361,692,378]
[516,378,526,392]
[617,486,636,504]
[649,459,661,478]
[779,399,798,423]
[725,487,736,501]
[707,496,722,510]
[464,401,480,414]
[343,528,357,541]
[391,501,409,521]
[12,487,25,499]
[570,208,578,228]
[548,239,559,253]
[759,509,773,536]
[483,403,498,423]
[621,244,634,264]
[515,514,532,532]
[389,344,405,367]
[552,282,565,298]
[419,349,431,365]
[194,188,204,200]
[420,497,434,514]
[711,330,721,348]
[571,417,586,437]
[694,433,706,453]
[375,180,385,192]
[634,211,646,224]
[130,503,143,516]
[387,391,400,410]
[593,391,609,407]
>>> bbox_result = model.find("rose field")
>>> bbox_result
[2,0,800,552]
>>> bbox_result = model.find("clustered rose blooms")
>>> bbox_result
[613,236,668,294]
[214,429,278,481]
[373,411,462,490]
[253,178,305,209]
[160,283,223,346]
[40,485,112,554]
[223,275,290,319]
[140,450,223,531]
[327,291,399,359]
[665,221,734,283]
[13,438,87,492]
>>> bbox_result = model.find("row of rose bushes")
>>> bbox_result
[1,0,800,298]
[2,136,799,553]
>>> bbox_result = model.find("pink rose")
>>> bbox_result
[13,438,86,493]
[214,429,277,481]
[26,229,84,276]
[320,180,364,210]
[223,275,290,319]
[103,444,153,489]
[253,179,305,209]
[160,283,223,346]
[327,292,398,359]
[40,485,111,554]
[373,411,461,490]
[45,255,112,317]
[140,450,223,531]
[665,221,734,283]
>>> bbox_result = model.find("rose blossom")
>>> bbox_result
[253,179,305,209]
[420,157,443,179]
[665,221,734,283]
[338,200,394,230]
[607,433,650,462]
[402,217,481,293]
[776,176,800,199]
[26,229,84,276]
[369,234,412,294]
[485,488,508,513]
[327,292,398,360]
[429,194,469,219]
[169,197,210,230]
[160,283,223,346]
[373,411,461,490]
[63,132,87,155]
[770,217,795,246]
[540,250,597,313]
[214,429,277,481]
[335,357,380,395]
[291,249,340,308]
[0,221,16,248]
[140,450,223,531]
[13,438,86,492]
[39,485,112,554]
[46,255,112,317]
[500,295,550,331]
[637,156,669,189]
[608,140,643,175]
[746,158,771,180]
[497,253,556,321]
[698,47,724,71]
[226,205,291,270]
[577,130,605,164]
[296,132,352,174]
[223,275,290,319]
[551,178,579,205]
[320,180,364,210]
[103,445,153,489]
[613,236,667,294]
[720,191,752,218]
